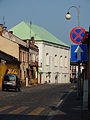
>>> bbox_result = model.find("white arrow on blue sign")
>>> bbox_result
[71,44,87,62]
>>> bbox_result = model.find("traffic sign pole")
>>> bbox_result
[71,44,87,100]
[70,26,87,119]
[77,62,81,97]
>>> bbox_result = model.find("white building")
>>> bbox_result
[10,21,70,84]
[36,42,70,84]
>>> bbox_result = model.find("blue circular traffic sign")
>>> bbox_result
[70,26,86,44]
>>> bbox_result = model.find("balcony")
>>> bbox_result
[30,60,38,66]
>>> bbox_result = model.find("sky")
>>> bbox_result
[0,0,90,45]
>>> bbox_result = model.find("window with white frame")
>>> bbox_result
[65,56,68,67]
[54,54,57,66]
[46,53,49,65]
[60,55,63,67]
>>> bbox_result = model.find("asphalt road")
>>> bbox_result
[0,83,75,120]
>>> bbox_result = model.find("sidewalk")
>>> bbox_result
[51,89,89,120]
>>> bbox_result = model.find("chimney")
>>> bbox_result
[26,39,29,48]
[9,31,13,34]
[3,26,7,31]
[0,24,3,31]
[0,24,3,36]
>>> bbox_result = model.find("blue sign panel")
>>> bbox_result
[71,44,87,62]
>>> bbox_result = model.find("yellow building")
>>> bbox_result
[0,50,20,90]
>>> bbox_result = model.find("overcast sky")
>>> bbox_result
[0,0,90,45]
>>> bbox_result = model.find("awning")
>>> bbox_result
[0,50,20,64]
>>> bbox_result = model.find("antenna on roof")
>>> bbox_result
[30,21,32,39]
[3,16,5,26]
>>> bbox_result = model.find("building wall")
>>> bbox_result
[7,63,19,76]
[87,33,90,111]
[36,41,70,84]
[0,62,7,89]
[0,62,19,90]
[0,36,19,59]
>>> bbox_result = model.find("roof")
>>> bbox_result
[9,21,69,47]
[0,50,20,64]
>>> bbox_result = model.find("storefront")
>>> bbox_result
[0,50,20,90]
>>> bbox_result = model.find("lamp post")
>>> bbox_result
[65,5,81,97]
[65,5,83,119]
[65,5,80,26]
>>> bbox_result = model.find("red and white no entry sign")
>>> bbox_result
[70,26,86,44]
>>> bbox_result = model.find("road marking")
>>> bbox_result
[56,99,63,108]
[28,107,45,115]
[0,106,12,112]
[8,106,28,114]
[46,89,73,120]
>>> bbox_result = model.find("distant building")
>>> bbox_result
[10,21,70,84]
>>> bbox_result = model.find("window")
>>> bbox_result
[46,53,49,65]
[54,55,57,66]
[32,54,35,62]
[20,51,22,62]
[36,54,38,62]
[27,52,28,63]
[20,50,24,62]
[23,51,25,62]
[65,56,68,67]
[25,52,27,62]
[60,55,63,67]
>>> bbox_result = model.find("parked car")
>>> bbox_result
[2,74,21,92]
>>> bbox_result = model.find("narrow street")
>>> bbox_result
[0,83,74,120]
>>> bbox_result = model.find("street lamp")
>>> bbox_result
[65,5,81,97]
[65,12,71,20]
[65,5,80,26]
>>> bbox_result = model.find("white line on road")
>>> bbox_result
[46,89,73,120]
[56,99,63,108]
[0,106,12,112]
[28,107,45,115]
[8,106,28,114]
